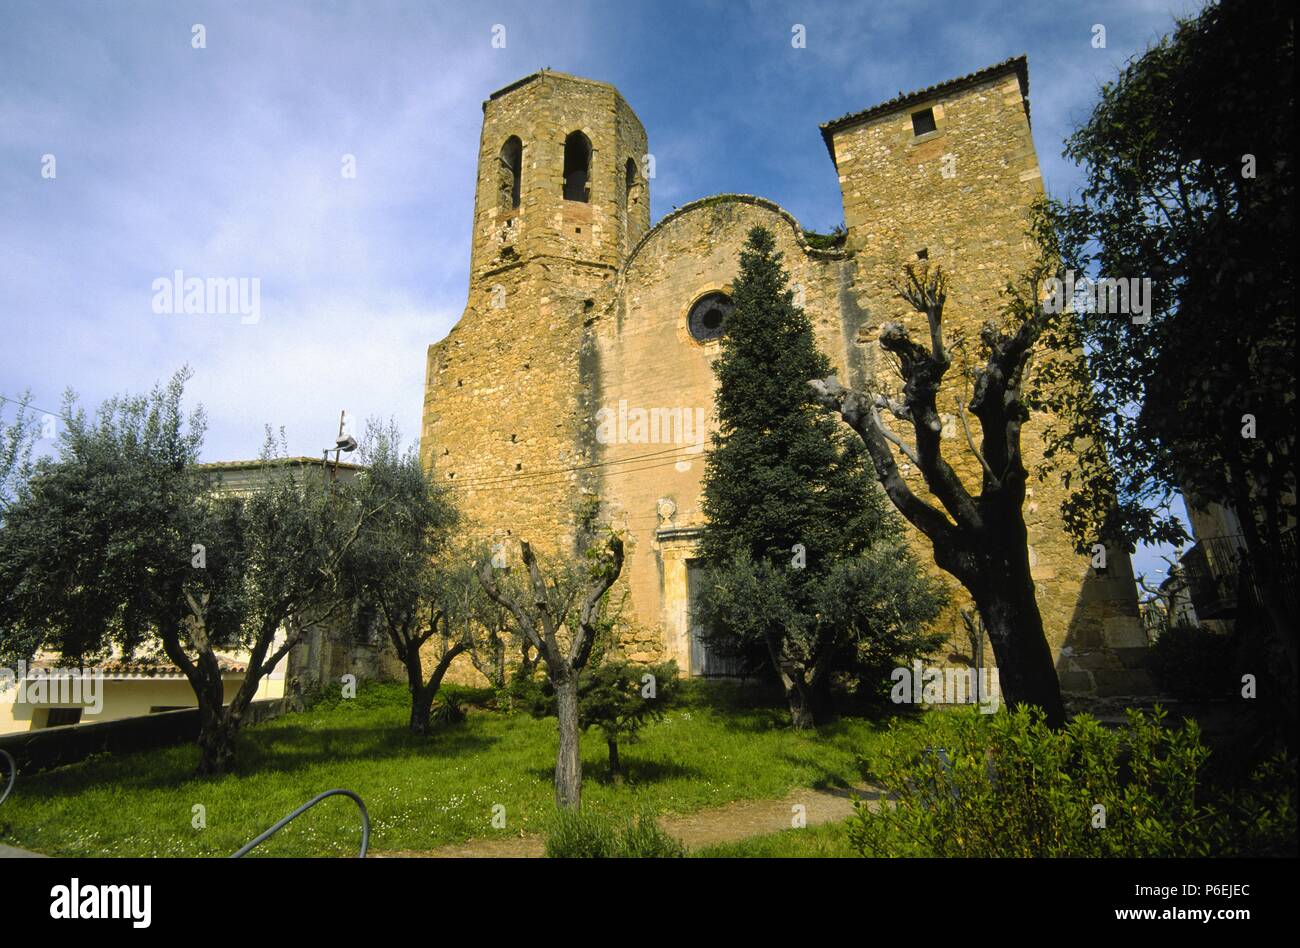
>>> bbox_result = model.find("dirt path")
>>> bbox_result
[372,784,884,858]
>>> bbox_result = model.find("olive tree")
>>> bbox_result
[477,531,624,809]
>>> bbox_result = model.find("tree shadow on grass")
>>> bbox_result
[524,756,703,787]
[770,750,859,793]
[235,722,500,777]
[15,719,502,800]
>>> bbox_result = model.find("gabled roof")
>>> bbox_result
[198,457,363,472]
[27,654,249,678]
[487,68,617,103]
[819,56,1029,163]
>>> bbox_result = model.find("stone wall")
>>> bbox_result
[603,196,851,669]
[285,618,404,699]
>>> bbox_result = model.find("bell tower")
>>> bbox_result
[423,71,649,553]
[468,70,649,276]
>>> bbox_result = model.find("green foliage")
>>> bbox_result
[813,549,949,698]
[431,692,467,727]
[544,807,685,858]
[849,706,1297,857]
[1198,753,1299,857]
[0,390,40,516]
[578,660,680,746]
[345,418,462,645]
[1148,625,1239,700]
[694,227,943,713]
[508,659,682,777]
[0,369,210,665]
[1037,0,1294,560]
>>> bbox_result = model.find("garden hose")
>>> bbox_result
[231,788,370,858]
[0,749,13,807]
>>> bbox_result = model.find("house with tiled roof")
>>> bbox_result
[0,456,396,734]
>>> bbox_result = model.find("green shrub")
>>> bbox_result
[299,681,410,714]
[506,660,682,782]
[440,683,497,709]
[544,808,685,858]
[431,692,466,726]
[1148,624,1239,700]
[849,706,1297,857]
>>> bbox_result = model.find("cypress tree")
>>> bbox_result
[695,227,944,727]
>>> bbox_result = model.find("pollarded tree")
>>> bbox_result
[510,659,681,784]
[809,263,1067,727]
[695,226,945,728]
[478,529,624,810]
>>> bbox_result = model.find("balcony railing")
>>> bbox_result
[1181,532,1296,621]
[1181,536,1248,619]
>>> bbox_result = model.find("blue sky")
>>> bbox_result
[0,0,1203,580]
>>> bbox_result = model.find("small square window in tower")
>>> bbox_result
[911,107,937,136]
[563,131,591,202]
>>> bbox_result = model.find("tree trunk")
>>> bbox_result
[809,670,837,723]
[783,676,817,731]
[974,560,1065,728]
[191,659,238,776]
[607,737,623,785]
[554,674,583,809]
[409,688,435,736]
[406,650,437,736]
[196,708,237,776]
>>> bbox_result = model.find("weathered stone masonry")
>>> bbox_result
[421,61,1148,697]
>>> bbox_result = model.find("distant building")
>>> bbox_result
[0,652,277,733]
[1175,499,1295,635]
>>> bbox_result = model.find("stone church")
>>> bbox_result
[420,57,1149,697]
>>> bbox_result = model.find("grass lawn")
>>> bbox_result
[694,818,858,857]
[0,680,905,857]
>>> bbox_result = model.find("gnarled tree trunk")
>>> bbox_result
[810,264,1067,727]
[478,534,625,810]
[404,640,465,736]
[553,673,582,808]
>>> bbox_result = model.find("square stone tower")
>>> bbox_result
[422,71,649,554]
[821,57,1148,695]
